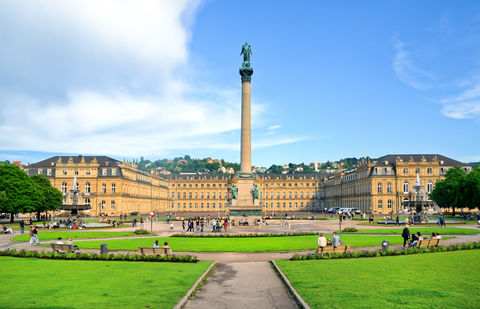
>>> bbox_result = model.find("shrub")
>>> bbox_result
[342,227,358,232]
[134,229,150,235]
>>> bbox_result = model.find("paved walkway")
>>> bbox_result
[183,261,297,309]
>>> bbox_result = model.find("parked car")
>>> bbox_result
[327,207,340,214]
[129,212,139,216]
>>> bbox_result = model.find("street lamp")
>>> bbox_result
[150,211,154,232]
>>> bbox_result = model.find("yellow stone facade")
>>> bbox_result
[26,154,470,216]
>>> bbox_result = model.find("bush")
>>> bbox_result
[342,227,358,232]
[134,229,150,235]
[289,242,480,261]
[0,249,198,263]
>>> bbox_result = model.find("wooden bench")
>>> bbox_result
[138,247,171,256]
[51,244,75,253]
[317,245,351,256]
[413,238,442,248]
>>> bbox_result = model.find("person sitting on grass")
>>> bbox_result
[162,241,173,255]
[2,225,14,234]
[56,237,64,245]
[66,237,80,250]
[435,232,442,239]
[153,240,160,248]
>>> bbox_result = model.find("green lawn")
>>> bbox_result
[276,250,480,308]
[0,257,211,308]
[13,231,146,242]
[344,227,479,235]
[63,235,441,252]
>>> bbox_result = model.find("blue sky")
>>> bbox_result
[1,1,480,166]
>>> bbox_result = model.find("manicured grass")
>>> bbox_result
[13,231,145,242]
[0,256,211,308]
[276,250,480,308]
[64,235,442,252]
[344,227,480,235]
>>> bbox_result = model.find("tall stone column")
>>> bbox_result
[240,71,253,173]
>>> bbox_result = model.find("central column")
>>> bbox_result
[240,80,251,173]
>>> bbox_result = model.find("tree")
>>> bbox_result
[462,167,480,210]
[0,164,41,222]
[30,174,63,221]
[430,167,466,215]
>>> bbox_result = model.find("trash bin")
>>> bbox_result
[382,240,389,251]
[101,243,108,255]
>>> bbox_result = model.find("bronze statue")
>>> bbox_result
[232,185,238,200]
[252,184,259,200]
[241,42,252,63]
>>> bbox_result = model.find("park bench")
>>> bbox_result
[138,247,171,256]
[51,244,75,253]
[413,238,442,249]
[317,244,351,256]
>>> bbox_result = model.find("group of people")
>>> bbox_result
[317,232,344,248]
[2,225,14,234]
[181,217,231,233]
[55,237,80,250]
[152,240,173,255]
[401,224,442,247]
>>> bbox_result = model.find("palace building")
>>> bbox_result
[25,154,470,216]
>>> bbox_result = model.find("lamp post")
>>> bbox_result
[150,211,154,232]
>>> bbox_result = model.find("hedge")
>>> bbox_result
[171,232,318,238]
[0,249,198,263]
[290,242,480,261]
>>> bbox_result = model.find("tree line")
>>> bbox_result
[430,166,480,215]
[0,164,62,223]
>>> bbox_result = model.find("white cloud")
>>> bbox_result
[439,82,480,119]
[392,39,436,89]
[268,125,282,130]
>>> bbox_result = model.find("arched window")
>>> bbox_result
[85,182,90,194]
[61,182,67,194]
[378,200,383,209]
[403,181,409,193]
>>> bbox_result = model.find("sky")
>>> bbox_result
[1,0,480,167]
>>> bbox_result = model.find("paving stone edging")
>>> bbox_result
[271,260,311,309]
[173,261,218,309]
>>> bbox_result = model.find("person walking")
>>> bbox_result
[402,224,411,247]
[182,220,185,232]
[19,220,25,234]
[395,216,400,227]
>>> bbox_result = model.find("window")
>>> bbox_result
[403,168,408,174]
[427,168,432,174]
[289,202,292,208]
[86,169,91,176]
[212,203,216,209]
[111,184,116,194]
[387,200,392,209]
[85,182,91,194]
[171,192,174,198]
[47,169,51,176]
[74,170,79,175]
[61,182,67,194]
[213,193,216,199]
[63,169,67,175]
[112,169,117,176]
[387,182,392,193]
[206,203,210,208]
[277,202,280,208]
[219,203,222,208]
[195,193,198,199]
[110,201,115,209]
[207,193,210,199]
[189,203,192,208]
[201,203,204,208]
[101,201,105,210]
[183,203,186,208]
[102,168,107,176]
[189,192,192,199]
[219,192,222,199]
[183,193,186,199]
[195,203,198,209]
[427,181,433,193]
[201,193,204,199]
[84,198,90,206]
[283,202,286,208]
[177,193,180,199]
[415,168,420,174]
[378,200,383,209]
[288,192,292,198]
[102,184,106,194]
[377,183,382,193]
[403,181,409,193]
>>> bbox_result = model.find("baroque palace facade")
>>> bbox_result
[26,154,470,216]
